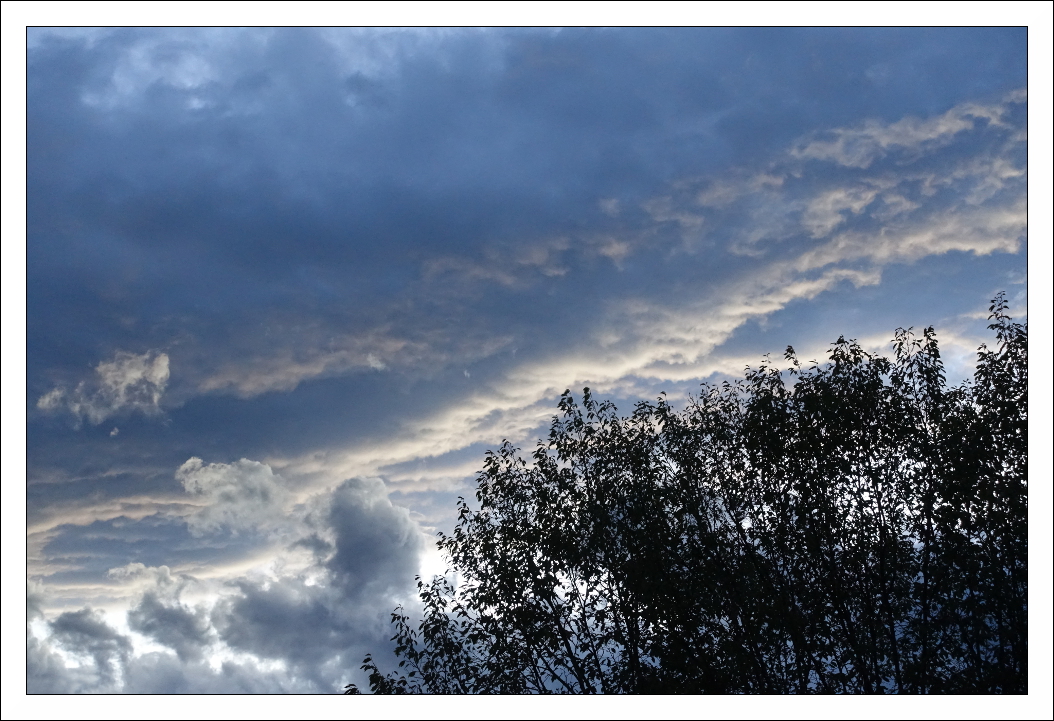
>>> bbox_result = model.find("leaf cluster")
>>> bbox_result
[346,295,1026,694]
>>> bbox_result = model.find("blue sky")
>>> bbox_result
[8,17,1045,699]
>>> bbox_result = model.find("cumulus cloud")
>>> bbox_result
[108,563,215,664]
[27,470,428,693]
[325,478,426,593]
[43,608,133,692]
[26,596,301,694]
[207,478,424,686]
[177,457,291,537]
[107,562,179,585]
[129,592,213,663]
[36,350,169,426]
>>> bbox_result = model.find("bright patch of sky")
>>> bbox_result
[7,11,1049,703]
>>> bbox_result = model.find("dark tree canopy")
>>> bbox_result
[346,295,1026,694]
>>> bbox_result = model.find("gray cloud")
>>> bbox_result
[108,562,220,661]
[27,634,83,695]
[119,653,301,694]
[326,477,426,594]
[255,89,1026,495]
[207,577,382,695]
[44,608,132,692]
[28,601,305,694]
[206,476,426,685]
[128,591,212,663]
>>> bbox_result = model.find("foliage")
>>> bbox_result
[346,295,1026,694]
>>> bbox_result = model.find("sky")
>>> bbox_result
[6,14,1048,704]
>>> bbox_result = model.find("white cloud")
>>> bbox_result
[794,199,1024,273]
[642,196,705,235]
[177,458,291,537]
[195,320,517,399]
[790,90,1024,168]
[197,332,413,397]
[106,562,179,587]
[802,185,883,237]
[696,172,783,209]
[36,350,169,426]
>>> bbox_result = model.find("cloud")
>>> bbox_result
[46,608,133,691]
[168,89,1023,482]
[28,633,90,695]
[790,89,1025,168]
[26,593,302,693]
[118,652,300,694]
[176,457,290,537]
[324,478,426,593]
[128,591,213,663]
[25,29,1026,422]
[793,200,1024,273]
[204,478,425,688]
[37,350,169,426]
[195,330,416,398]
[802,185,883,238]
[27,470,428,693]
[211,579,350,674]
[258,89,1025,494]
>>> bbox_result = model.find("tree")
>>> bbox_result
[345,295,1026,694]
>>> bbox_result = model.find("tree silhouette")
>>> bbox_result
[346,294,1026,694]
